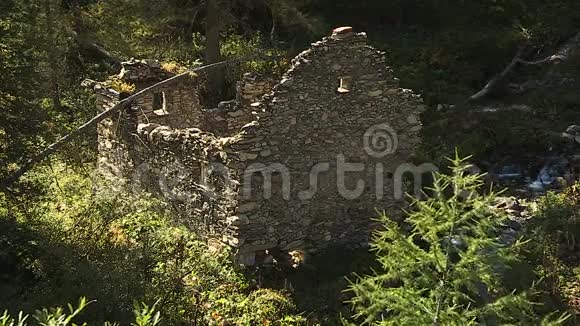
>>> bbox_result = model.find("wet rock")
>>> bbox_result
[562,125,580,144]
[529,158,571,192]
[497,164,523,181]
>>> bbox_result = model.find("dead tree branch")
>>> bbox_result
[468,31,580,102]
[468,46,527,102]
[65,28,122,65]
[87,42,122,65]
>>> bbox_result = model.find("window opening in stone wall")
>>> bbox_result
[199,162,208,186]
[153,91,169,115]
[193,161,203,182]
[337,76,352,93]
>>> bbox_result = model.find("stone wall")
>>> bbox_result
[83,81,137,187]
[118,59,174,83]
[220,29,425,263]
[131,123,238,233]
[88,59,207,185]
[202,73,275,136]
[118,59,206,129]
[94,28,426,265]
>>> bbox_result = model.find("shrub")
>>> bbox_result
[160,61,189,74]
[203,288,304,325]
[109,78,136,94]
[0,298,162,326]
[221,32,289,89]
[532,184,580,251]
[0,163,302,325]
[525,183,580,317]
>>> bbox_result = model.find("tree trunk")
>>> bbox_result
[67,0,121,67]
[45,0,62,111]
[205,0,224,102]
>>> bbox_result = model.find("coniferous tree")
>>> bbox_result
[348,155,569,325]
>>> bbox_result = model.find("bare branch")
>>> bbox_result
[468,31,580,102]
[468,46,527,102]
[65,27,121,65]
[517,56,553,65]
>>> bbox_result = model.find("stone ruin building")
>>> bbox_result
[87,27,426,265]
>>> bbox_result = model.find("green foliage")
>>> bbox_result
[160,61,190,74]
[204,288,304,325]
[79,0,321,63]
[524,184,580,316]
[1,296,303,326]
[79,0,190,60]
[32,297,91,326]
[1,299,91,326]
[221,32,289,95]
[0,297,164,326]
[131,302,161,326]
[0,0,49,171]
[420,98,580,162]
[109,78,136,94]
[2,0,580,324]
[0,311,28,326]
[0,163,301,325]
[0,0,101,179]
[532,184,580,245]
[348,154,568,325]
[313,0,580,104]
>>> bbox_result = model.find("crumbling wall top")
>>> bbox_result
[118,59,175,83]
[330,26,360,40]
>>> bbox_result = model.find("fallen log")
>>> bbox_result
[468,46,527,102]
[468,31,580,102]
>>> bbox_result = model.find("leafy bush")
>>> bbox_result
[221,32,289,80]
[160,61,190,74]
[532,184,580,251]
[525,183,580,316]
[109,78,136,94]
[0,298,162,326]
[0,163,303,325]
[347,154,569,325]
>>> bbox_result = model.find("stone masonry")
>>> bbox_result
[89,27,426,265]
